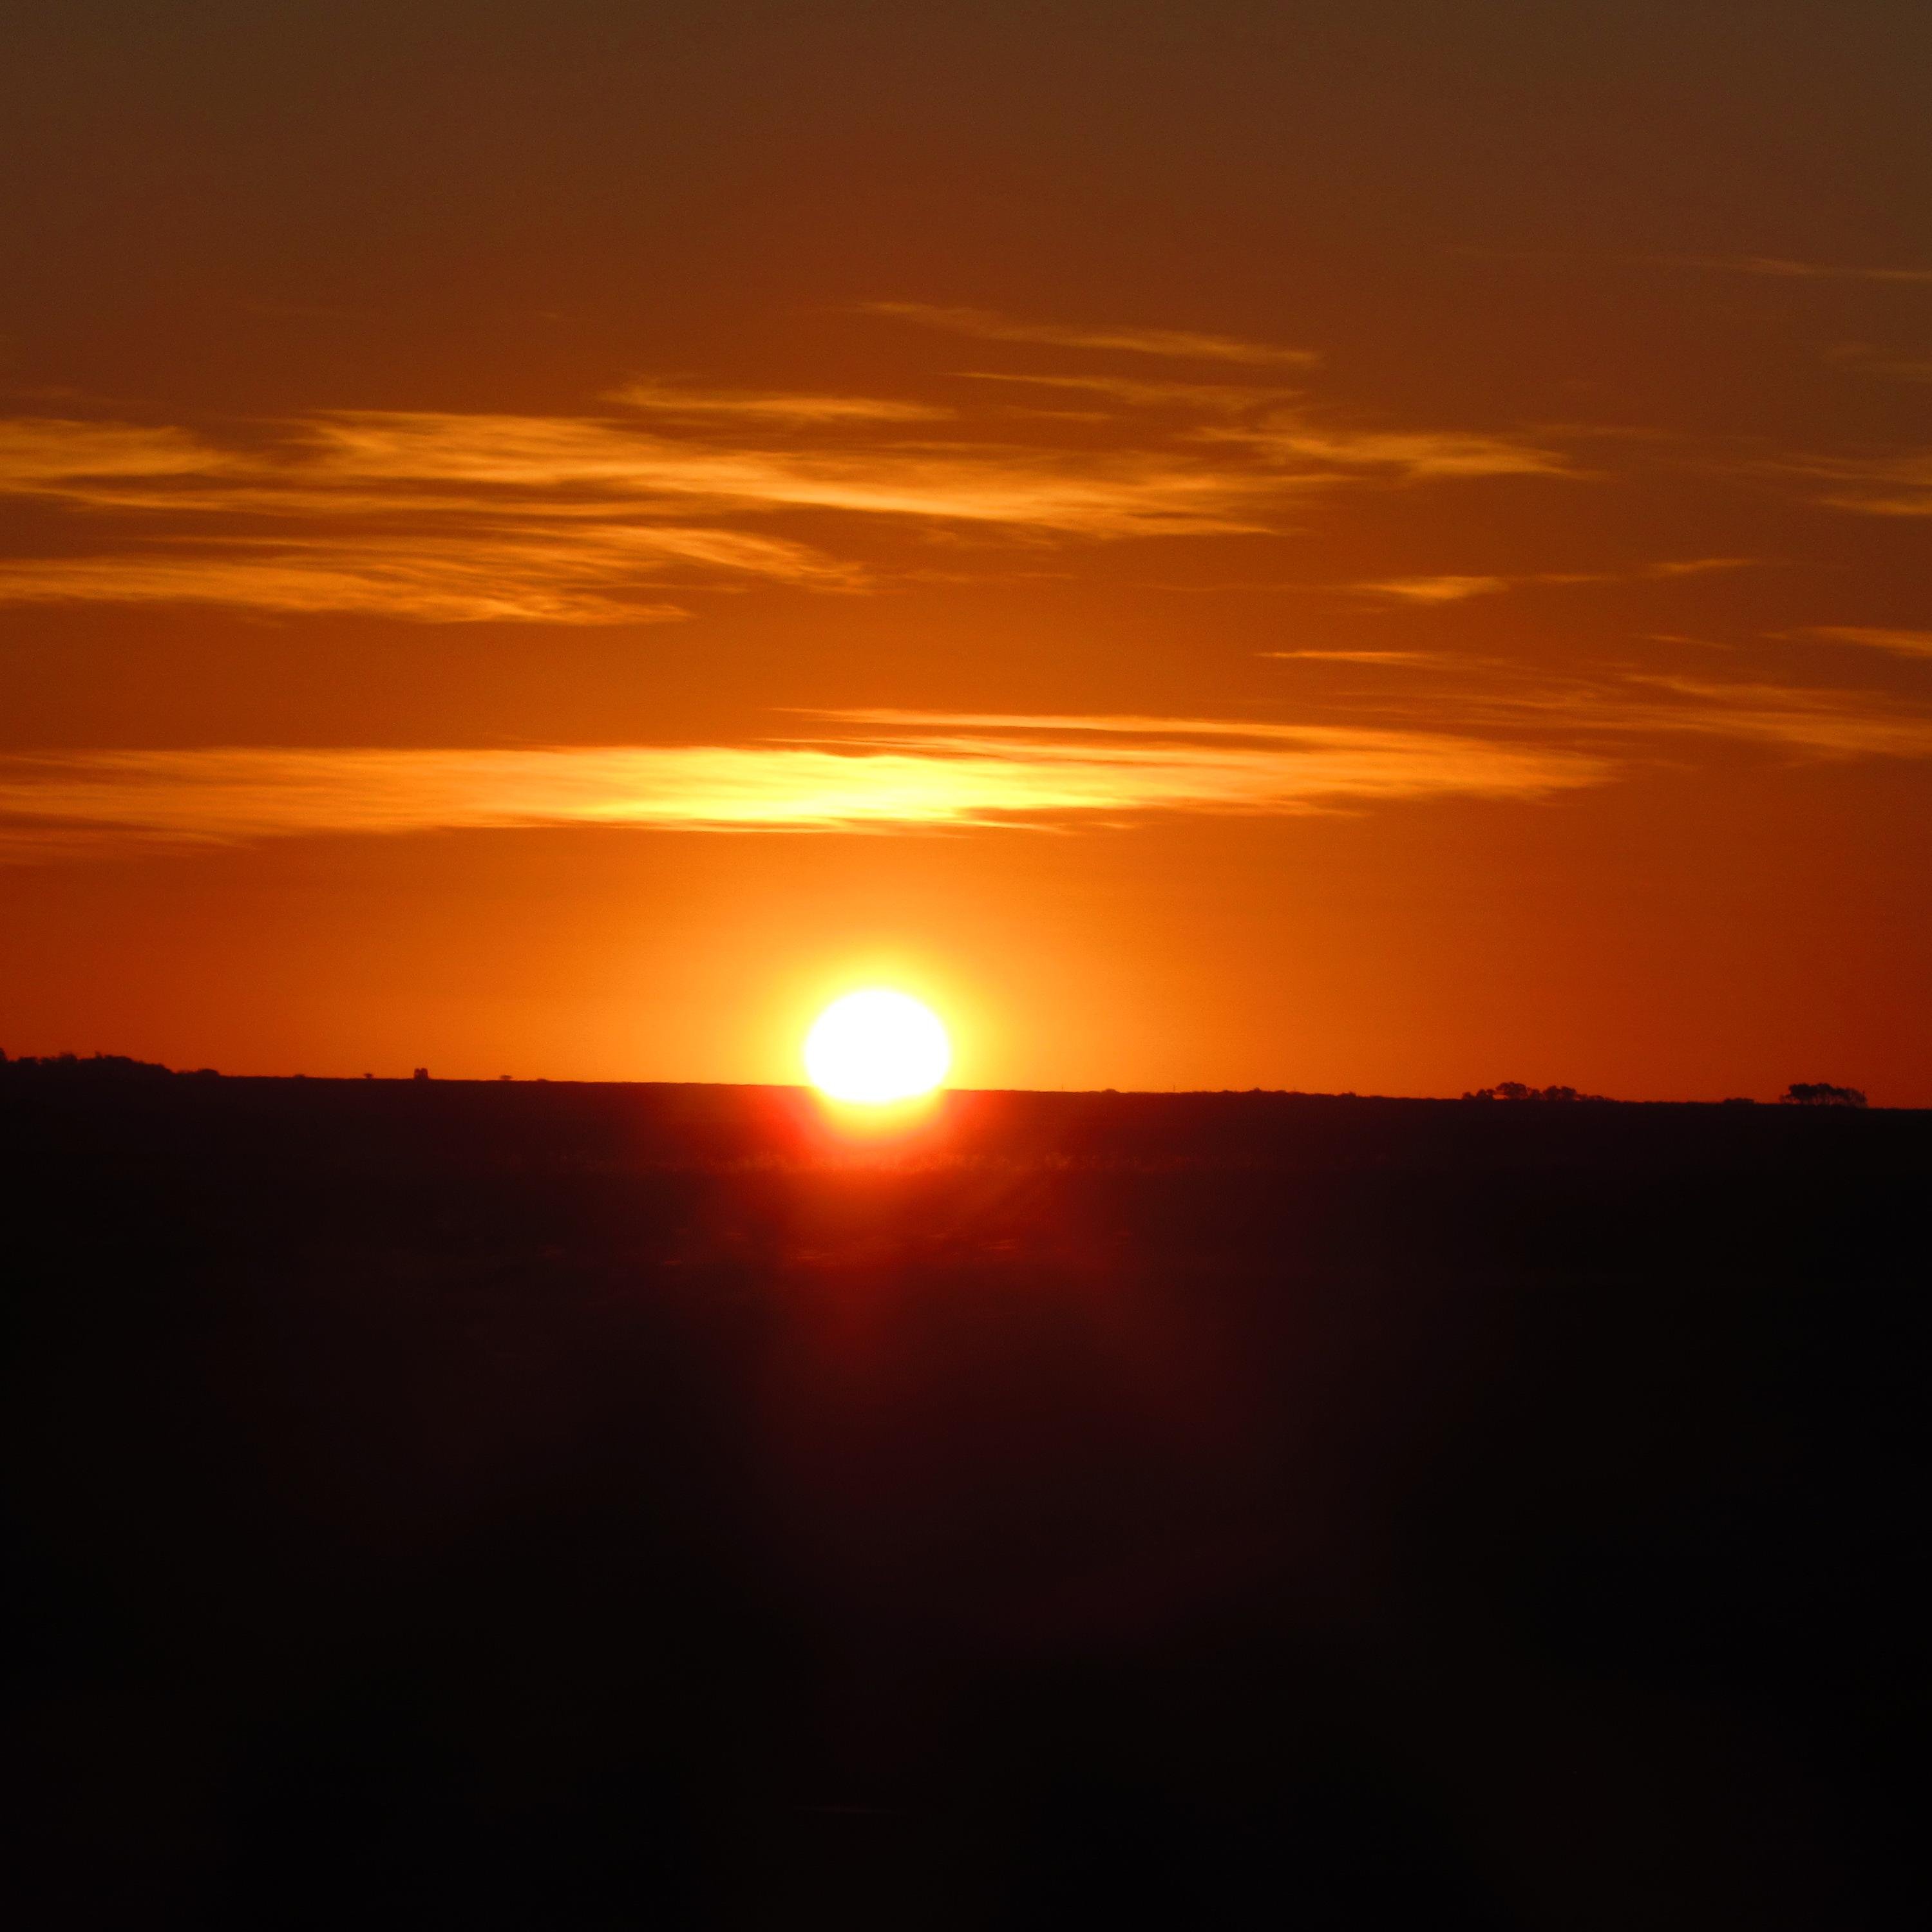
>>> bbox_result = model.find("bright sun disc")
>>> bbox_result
[804,989,951,1104]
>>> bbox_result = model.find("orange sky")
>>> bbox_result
[4,2,1930,1099]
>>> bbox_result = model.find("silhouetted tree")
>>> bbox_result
[1462,1081,1605,1103]
[1781,1082,1866,1108]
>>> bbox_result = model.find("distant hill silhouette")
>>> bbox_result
[0,1048,215,1079]
[0,1054,1895,1112]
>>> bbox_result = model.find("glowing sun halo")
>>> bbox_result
[804,989,951,1104]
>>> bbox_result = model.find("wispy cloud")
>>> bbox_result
[0,714,1607,860]
[0,361,1584,621]
[606,381,950,424]
[1660,255,1932,285]
[0,419,233,488]
[961,371,1300,413]
[0,411,1280,623]
[862,303,1319,367]
[0,527,856,624]
[1250,656,1932,768]
[1341,559,1754,603]
[0,310,1586,627]
[1220,422,1572,480]
[10,672,1928,864]
[1780,449,1932,517]
[1349,574,1513,603]
[1797,625,1932,659]
[1473,673,1932,762]
[1643,556,1758,578]
[292,410,1282,534]
[1616,676,1932,757]
[1259,649,1439,665]
[0,411,1291,537]
[1823,343,1932,384]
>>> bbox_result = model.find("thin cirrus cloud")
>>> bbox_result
[860,303,1320,367]
[1,411,1258,534]
[0,524,857,625]
[8,677,1928,864]
[0,419,232,485]
[1213,422,1573,480]
[965,390,1573,486]
[1785,450,1932,518]
[0,714,1607,861]
[1625,677,1932,758]
[1349,574,1515,604]
[1260,649,1440,664]
[605,381,951,424]
[1662,255,1932,285]
[295,410,1280,533]
[1799,626,1932,659]
[0,341,1580,624]
[961,371,1303,413]
[1825,345,1932,385]
[292,406,1569,516]
[1643,557,1759,578]
[1342,560,1754,603]
[0,411,1272,623]
[1472,672,1932,762]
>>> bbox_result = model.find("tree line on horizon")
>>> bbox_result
[0,1050,1872,1108]
[1462,1079,1867,1107]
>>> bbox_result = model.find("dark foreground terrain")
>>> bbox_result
[3,1073,1925,1928]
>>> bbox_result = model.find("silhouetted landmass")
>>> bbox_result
[0,1048,218,1079]
[3,1075,1924,1929]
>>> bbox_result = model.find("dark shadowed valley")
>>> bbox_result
[4,1072,1925,1928]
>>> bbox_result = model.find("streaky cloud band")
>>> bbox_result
[0,717,1605,860]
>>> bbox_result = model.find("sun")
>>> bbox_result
[804,989,951,1104]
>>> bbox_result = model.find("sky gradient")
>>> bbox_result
[5,1,1930,1098]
